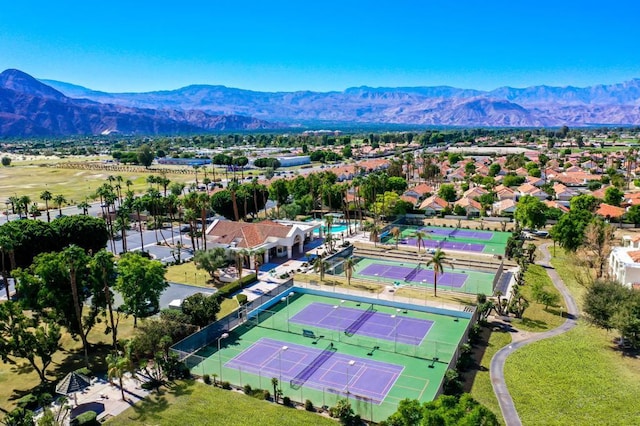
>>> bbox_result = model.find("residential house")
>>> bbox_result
[455,197,482,217]
[517,183,549,200]
[595,203,626,220]
[494,184,517,201]
[609,247,640,288]
[553,183,579,202]
[419,195,449,216]
[492,199,517,216]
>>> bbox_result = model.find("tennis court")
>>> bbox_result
[290,302,434,345]
[383,224,510,255]
[353,257,495,295]
[188,291,471,422]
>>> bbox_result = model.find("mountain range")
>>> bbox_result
[2,68,640,137]
[0,69,276,137]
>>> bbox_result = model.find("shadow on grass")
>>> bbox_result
[125,380,195,422]
[461,322,509,392]
[515,317,549,330]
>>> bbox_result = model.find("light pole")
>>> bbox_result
[346,360,355,397]
[217,332,229,381]
[279,346,289,387]
[281,291,294,332]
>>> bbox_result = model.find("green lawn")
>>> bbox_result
[468,328,511,425]
[107,380,338,426]
[502,250,640,425]
[511,265,566,332]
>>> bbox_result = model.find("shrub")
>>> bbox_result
[243,384,253,395]
[282,396,292,407]
[203,374,211,385]
[71,411,98,426]
[221,381,231,390]
[236,293,248,306]
[16,394,38,410]
[74,367,92,377]
[305,399,315,411]
[218,273,257,298]
[261,389,271,400]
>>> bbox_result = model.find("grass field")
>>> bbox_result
[503,250,640,425]
[0,310,137,412]
[165,261,213,288]
[0,161,194,207]
[512,265,566,332]
[106,380,337,426]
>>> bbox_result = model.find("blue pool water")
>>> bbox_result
[313,224,349,235]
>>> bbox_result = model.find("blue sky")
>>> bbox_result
[1,1,639,92]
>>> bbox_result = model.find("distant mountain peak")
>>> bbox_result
[0,68,68,101]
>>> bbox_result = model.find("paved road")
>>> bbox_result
[490,243,579,426]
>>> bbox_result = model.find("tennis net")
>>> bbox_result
[344,304,375,337]
[290,341,336,389]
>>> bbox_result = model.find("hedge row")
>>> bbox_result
[217,273,257,298]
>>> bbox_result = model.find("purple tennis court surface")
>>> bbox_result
[290,302,433,345]
[359,262,468,288]
[226,338,403,403]
[401,238,486,252]
[420,227,495,240]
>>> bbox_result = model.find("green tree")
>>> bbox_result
[181,292,221,328]
[488,163,501,177]
[106,345,136,400]
[438,184,457,202]
[269,179,290,217]
[0,301,61,384]
[116,252,168,327]
[426,249,453,297]
[53,194,66,217]
[584,279,632,331]
[193,248,227,283]
[387,177,408,194]
[550,209,593,252]
[40,190,53,223]
[604,186,624,206]
[514,195,548,230]
[1,156,11,167]
[89,250,119,349]
[138,144,154,168]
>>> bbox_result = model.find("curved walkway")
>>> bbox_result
[490,243,579,426]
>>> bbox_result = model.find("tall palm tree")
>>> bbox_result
[313,258,329,282]
[390,227,401,249]
[19,195,30,219]
[229,180,240,222]
[426,249,454,297]
[65,245,90,367]
[40,190,53,222]
[54,194,67,217]
[252,248,266,276]
[369,223,381,247]
[0,236,13,300]
[412,230,428,253]
[343,257,357,286]
[106,344,136,401]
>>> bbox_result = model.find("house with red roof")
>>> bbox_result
[595,203,626,220]
[419,195,449,216]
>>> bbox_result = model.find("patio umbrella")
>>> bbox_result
[56,372,92,404]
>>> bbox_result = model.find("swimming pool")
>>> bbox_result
[313,224,349,235]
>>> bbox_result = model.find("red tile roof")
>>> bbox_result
[595,203,626,219]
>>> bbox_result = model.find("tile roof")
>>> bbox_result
[595,203,626,219]
[207,220,292,248]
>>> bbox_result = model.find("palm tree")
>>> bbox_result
[228,180,240,222]
[54,194,67,217]
[106,345,135,401]
[369,224,381,247]
[0,236,13,300]
[252,248,266,276]
[19,195,31,219]
[29,203,41,219]
[343,257,357,286]
[313,258,329,281]
[412,230,429,253]
[65,245,90,367]
[426,249,454,297]
[390,227,401,249]
[77,199,90,215]
[40,190,53,222]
